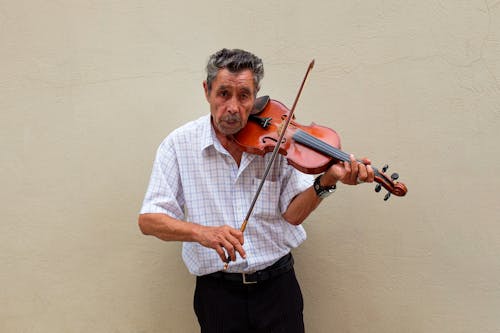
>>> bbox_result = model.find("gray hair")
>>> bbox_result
[205,48,264,94]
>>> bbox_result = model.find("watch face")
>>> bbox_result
[319,189,333,198]
[314,175,335,198]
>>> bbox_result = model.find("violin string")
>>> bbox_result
[294,130,385,178]
[293,130,351,161]
[295,130,411,200]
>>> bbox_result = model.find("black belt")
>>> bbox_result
[204,253,294,284]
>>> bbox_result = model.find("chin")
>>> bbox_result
[221,123,244,135]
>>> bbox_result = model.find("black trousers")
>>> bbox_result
[194,266,304,332]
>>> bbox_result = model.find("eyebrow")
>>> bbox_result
[239,87,252,95]
[216,85,229,92]
[216,85,253,95]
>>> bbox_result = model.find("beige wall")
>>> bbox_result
[1,1,499,332]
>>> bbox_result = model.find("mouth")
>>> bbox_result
[224,119,240,126]
[222,114,242,127]
[217,116,243,135]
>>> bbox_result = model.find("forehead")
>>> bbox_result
[212,68,255,91]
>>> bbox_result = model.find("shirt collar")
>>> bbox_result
[199,114,258,175]
[200,115,228,155]
[200,115,214,152]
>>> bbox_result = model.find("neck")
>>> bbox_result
[212,122,243,166]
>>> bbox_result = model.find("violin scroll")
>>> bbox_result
[372,164,408,201]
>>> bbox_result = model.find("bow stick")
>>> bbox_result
[223,60,315,270]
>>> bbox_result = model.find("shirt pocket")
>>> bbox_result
[251,178,281,220]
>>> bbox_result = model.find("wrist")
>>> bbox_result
[313,174,337,198]
[319,173,338,187]
[191,223,205,244]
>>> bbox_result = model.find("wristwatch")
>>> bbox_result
[313,174,337,198]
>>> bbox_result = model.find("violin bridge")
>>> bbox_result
[248,115,272,128]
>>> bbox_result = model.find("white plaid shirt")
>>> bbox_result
[140,115,313,276]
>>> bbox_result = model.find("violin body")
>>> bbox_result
[236,98,341,174]
[234,96,408,199]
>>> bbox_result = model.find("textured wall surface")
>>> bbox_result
[1,1,499,332]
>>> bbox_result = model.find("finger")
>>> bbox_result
[343,158,352,177]
[226,232,246,260]
[229,228,244,245]
[226,228,245,259]
[366,164,375,182]
[361,157,372,165]
[357,163,368,182]
[214,245,228,263]
[233,241,246,259]
[220,239,237,261]
[349,155,359,183]
[358,157,374,183]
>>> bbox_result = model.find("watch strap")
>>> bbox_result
[313,174,337,198]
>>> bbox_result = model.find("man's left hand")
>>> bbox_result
[322,154,375,186]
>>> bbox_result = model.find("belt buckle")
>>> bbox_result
[242,273,257,284]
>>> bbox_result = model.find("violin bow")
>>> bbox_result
[223,60,315,270]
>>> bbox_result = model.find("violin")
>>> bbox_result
[223,61,406,270]
[233,96,408,200]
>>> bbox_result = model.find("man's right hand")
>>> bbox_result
[194,225,246,263]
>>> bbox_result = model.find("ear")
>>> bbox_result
[203,81,209,101]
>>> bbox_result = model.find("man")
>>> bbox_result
[138,48,374,332]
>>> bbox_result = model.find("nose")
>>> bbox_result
[227,96,239,114]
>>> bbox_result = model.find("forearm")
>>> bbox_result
[138,213,202,242]
[282,186,322,225]
[138,213,246,261]
[282,173,338,226]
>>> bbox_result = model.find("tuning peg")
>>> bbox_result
[391,173,399,181]
[384,192,391,201]
[375,184,382,192]
[382,164,389,173]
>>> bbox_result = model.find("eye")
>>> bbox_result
[218,90,229,98]
[239,92,250,101]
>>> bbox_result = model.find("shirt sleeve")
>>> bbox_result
[139,137,185,220]
[278,160,314,214]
